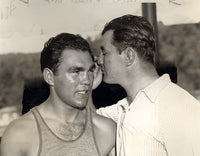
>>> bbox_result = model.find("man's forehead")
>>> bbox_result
[62,49,91,59]
[101,30,114,42]
[100,30,116,50]
[101,30,115,49]
[61,50,93,67]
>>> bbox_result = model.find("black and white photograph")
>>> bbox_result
[0,0,200,155]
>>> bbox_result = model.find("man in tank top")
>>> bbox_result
[0,33,116,156]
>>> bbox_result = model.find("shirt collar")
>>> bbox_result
[141,74,171,103]
[118,74,171,107]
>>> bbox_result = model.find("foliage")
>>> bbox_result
[0,22,200,111]
[0,53,42,112]
[158,22,200,90]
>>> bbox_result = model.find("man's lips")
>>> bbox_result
[76,89,90,97]
[77,90,88,94]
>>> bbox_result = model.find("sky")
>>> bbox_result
[0,0,199,54]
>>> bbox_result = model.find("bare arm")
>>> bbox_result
[1,121,27,156]
[92,112,116,156]
[0,115,38,156]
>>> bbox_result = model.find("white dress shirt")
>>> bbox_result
[97,74,200,156]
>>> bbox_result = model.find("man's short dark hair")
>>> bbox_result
[40,33,93,74]
[102,14,156,65]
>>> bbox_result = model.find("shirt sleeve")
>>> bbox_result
[96,98,127,122]
[96,104,120,122]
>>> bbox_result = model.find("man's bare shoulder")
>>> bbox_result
[0,111,38,156]
[91,111,116,156]
[3,111,36,135]
[92,111,116,132]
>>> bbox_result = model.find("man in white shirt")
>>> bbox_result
[95,14,200,156]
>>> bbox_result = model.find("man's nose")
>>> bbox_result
[81,72,91,85]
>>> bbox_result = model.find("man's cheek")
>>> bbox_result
[65,73,78,83]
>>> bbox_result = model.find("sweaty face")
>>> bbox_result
[100,30,124,84]
[53,49,95,109]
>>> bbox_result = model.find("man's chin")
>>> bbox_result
[74,101,88,110]
[103,76,114,84]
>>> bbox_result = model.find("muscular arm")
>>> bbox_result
[92,112,116,156]
[1,121,27,156]
[0,114,38,156]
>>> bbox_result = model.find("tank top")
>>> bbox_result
[31,107,100,156]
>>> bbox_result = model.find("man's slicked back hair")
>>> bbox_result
[40,33,93,75]
[102,14,156,65]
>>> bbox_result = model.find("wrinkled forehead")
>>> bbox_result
[60,49,94,68]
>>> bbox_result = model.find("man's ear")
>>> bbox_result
[43,68,54,86]
[122,47,135,66]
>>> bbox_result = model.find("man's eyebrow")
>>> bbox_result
[69,66,84,71]
[69,64,95,72]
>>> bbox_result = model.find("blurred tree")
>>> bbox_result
[158,22,200,91]
[0,53,42,113]
[0,22,200,111]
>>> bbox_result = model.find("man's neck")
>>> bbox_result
[122,66,159,104]
[39,94,86,124]
[39,97,86,141]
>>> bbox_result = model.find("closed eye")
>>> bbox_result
[100,46,108,56]
[74,70,80,73]
[71,69,80,73]
[89,64,96,72]
[69,67,83,73]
